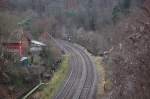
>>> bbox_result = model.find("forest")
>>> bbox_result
[0,0,150,99]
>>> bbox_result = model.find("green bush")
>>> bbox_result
[40,48,53,66]
[9,72,24,87]
[121,0,131,9]
[112,6,121,24]
[112,0,131,23]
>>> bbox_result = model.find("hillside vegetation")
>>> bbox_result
[0,0,150,99]
[102,1,150,99]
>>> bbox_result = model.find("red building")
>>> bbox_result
[2,32,31,57]
[3,42,23,56]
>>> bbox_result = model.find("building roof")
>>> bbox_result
[31,40,46,46]
[20,57,28,61]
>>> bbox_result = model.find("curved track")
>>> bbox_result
[54,40,97,99]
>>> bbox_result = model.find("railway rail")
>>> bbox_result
[54,41,97,99]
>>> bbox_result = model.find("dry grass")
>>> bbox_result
[95,57,112,98]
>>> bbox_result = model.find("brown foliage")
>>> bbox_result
[0,0,8,9]
[105,0,150,99]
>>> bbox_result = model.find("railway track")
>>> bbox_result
[54,41,97,99]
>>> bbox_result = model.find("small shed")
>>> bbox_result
[20,57,29,66]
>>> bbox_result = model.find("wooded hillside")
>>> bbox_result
[0,0,150,99]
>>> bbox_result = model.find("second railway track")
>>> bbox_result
[54,40,97,99]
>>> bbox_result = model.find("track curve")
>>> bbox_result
[54,40,97,99]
